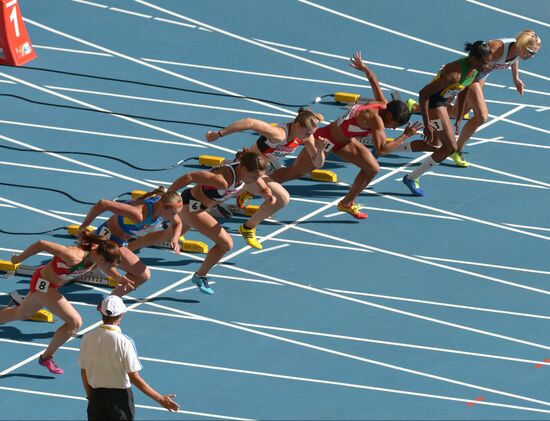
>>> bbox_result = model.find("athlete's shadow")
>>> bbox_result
[0,326,54,341]
[0,373,55,381]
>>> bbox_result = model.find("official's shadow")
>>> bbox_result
[0,326,54,341]
[0,373,55,381]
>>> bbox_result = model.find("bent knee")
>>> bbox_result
[473,112,489,125]
[218,236,233,252]
[66,316,82,332]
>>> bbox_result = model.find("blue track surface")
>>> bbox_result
[0,0,549,419]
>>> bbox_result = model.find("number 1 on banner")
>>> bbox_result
[6,0,19,37]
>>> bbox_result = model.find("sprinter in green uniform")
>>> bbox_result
[402,41,491,196]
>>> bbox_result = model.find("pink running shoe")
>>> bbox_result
[39,355,64,374]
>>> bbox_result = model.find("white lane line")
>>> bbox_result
[0,385,251,420]
[153,16,197,28]
[49,210,108,220]
[503,223,550,233]
[141,58,373,89]
[0,204,16,208]
[33,44,112,57]
[466,162,550,188]
[229,232,375,253]
[253,38,307,51]
[0,80,16,84]
[71,0,107,8]
[518,87,550,96]
[144,179,171,185]
[128,296,550,409]
[496,115,550,134]
[148,266,283,286]
[465,0,550,28]
[299,0,549,81]
[0,134,156,188]
[2,339,548,415]
[415,255,550,276]
[108,7,151,18]
[223,237,550,346]
[405,68,436,76]
[327,288,550,320]
[250,243,290,255]
[0,161,111,177]
[308,49,406,70]
[236,322,550,362]
[393,172,547,190]
[45,85,293,118]
[0,198,81,224]
[324,206,462,220]
[175,285,199,293]
[132,1,418,97]
[23,17,296,118]
[369,190,550,242]
[0,119,205,148]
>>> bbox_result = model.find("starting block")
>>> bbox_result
[210,204,261,218]
[7,291,54,323]
[302,169,338,183]
[197,155,338,183]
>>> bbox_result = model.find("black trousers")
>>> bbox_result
[88,387,135,421]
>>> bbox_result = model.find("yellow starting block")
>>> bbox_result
[29,309,54,323]
[302,169,338,183]
[334,92,361,103]
[199,155,227,167]
[7,291,54,323]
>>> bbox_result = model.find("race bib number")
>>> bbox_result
[357,135,373,146]
[189,199,202,212]
[36,278,50,293]
[323,141,335,153]
[430,119,443,131]
[97,226,111,238]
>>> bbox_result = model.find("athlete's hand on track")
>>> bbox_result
[513,78,525,95]
[403,121,422,137]
[118,276,135,291]
[170,239,181,254]
[422,124,435,144]
[11,253,22,265]
[454,117,463,135]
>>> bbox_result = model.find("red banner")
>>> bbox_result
[0,0,36,66]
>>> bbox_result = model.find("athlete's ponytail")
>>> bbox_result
[236,148,268,172]
[134,186,182,207]
[464,40,491,59]
[79,231,121,264]
[294,108,324,131]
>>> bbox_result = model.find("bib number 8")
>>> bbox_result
[36,279,50,293]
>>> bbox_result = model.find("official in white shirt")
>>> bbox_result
[78,295,179,420]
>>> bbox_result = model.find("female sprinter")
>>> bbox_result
[449,30,542,167]
[79,187,183,296]
[402,41,491,196]
[270,51,420,220]
[205,107,326,208]
[137,150,276,295]
[1,232,128,374]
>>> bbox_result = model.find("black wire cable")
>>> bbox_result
[0,145,195,171]
[0,182,96,205]
[0,227,66,235]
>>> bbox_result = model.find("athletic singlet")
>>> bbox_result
[429,58,478,105]
[116,196,166,238]
[477,38,518,80]
[201,162,244,202]
[256,122,302,160]
[50,251,95,282]
[334,103,386,138]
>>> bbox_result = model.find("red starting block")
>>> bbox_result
[0,0,36,66]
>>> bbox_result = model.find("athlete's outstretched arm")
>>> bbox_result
[206,118,287,143]
[80,200,144,230]
[350,51,386,103]
[11,241,73,265]
[169,170,228,192]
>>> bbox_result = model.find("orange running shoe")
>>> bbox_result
[337,201,368,220]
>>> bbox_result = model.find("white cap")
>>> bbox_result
[99,295,126,317]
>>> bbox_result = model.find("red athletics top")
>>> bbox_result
[334,103,386,138]
[50,251,95,282]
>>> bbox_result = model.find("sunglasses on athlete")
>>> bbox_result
[525,47,537,56]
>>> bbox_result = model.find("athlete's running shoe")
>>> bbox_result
[449,151,469,167]
[402,175,424,196]
[191,274,214,295]
[39,355,64,375]
[239,224,262,249]
[236,191,253,209]
[337,202,368,219]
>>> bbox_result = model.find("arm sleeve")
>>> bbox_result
[123,336,143,373]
